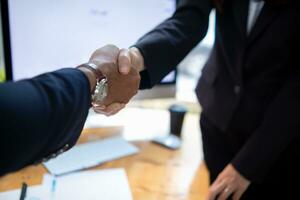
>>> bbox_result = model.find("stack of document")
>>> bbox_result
[0,168,133,200]
[44,136,139,175]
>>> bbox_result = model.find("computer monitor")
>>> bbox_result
[1,0,177,98]
[0,7,5,82]
[0,0,12,82]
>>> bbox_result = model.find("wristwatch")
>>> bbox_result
[77,62,108,105]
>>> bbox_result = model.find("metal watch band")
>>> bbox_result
[92,78,108,104]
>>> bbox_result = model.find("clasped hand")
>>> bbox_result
[88,44,144,116]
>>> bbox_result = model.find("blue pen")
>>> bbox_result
[51,177,56,199]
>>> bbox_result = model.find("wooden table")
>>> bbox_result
[0,113,209,200]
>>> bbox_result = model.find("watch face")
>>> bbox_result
[92,78,108,104]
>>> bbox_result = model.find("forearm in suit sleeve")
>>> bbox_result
[135,0,213,89]
[0,68,91,175]
[232,69,300,183]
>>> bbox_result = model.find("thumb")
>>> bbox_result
[118,48,131,75]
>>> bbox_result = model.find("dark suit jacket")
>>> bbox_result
[136,0,300,183]
[0,68,90,176]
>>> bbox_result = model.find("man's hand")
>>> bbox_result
[206,164,250,200]
[91,45,144,116]
[89,45,141,116]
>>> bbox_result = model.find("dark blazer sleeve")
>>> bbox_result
[135,0,213,89]
[232,69,300,183]
[0,68,91,176]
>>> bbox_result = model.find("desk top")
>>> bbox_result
[0,113,209,200]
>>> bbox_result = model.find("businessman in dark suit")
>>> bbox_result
[99,0,300,199]
[0,45,140,176]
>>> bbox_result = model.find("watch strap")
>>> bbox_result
[77,62,105,80]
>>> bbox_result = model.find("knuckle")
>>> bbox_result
[105,44,118,51]
[110,44,119,49]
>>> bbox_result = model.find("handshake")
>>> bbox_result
[79,44,145,116]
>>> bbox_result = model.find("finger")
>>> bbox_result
[232,188,246,200]
[118,48,131,75]
[109,104,126,115]
[102,44,119,52]
[93,107,106,113]
[93,108,108,115]
[92,104,110,115]
[91,103,106,110]
[100,103,125,116]
[206,180,227,200]
[217,187,234,200]
[93,104,108,113]
[105,103,125,116]
[90,44,119,63]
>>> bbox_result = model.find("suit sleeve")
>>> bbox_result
[232,69,300,183]
[135,0,213,89]
[0,68,91,175]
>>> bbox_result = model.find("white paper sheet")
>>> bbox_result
[53,169,132,200]
[0,169,132,200]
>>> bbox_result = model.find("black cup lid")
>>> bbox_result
[168,104,187,113]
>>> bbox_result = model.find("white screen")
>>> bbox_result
[8,0,175,80]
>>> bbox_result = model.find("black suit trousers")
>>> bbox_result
[200,113,300,200]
